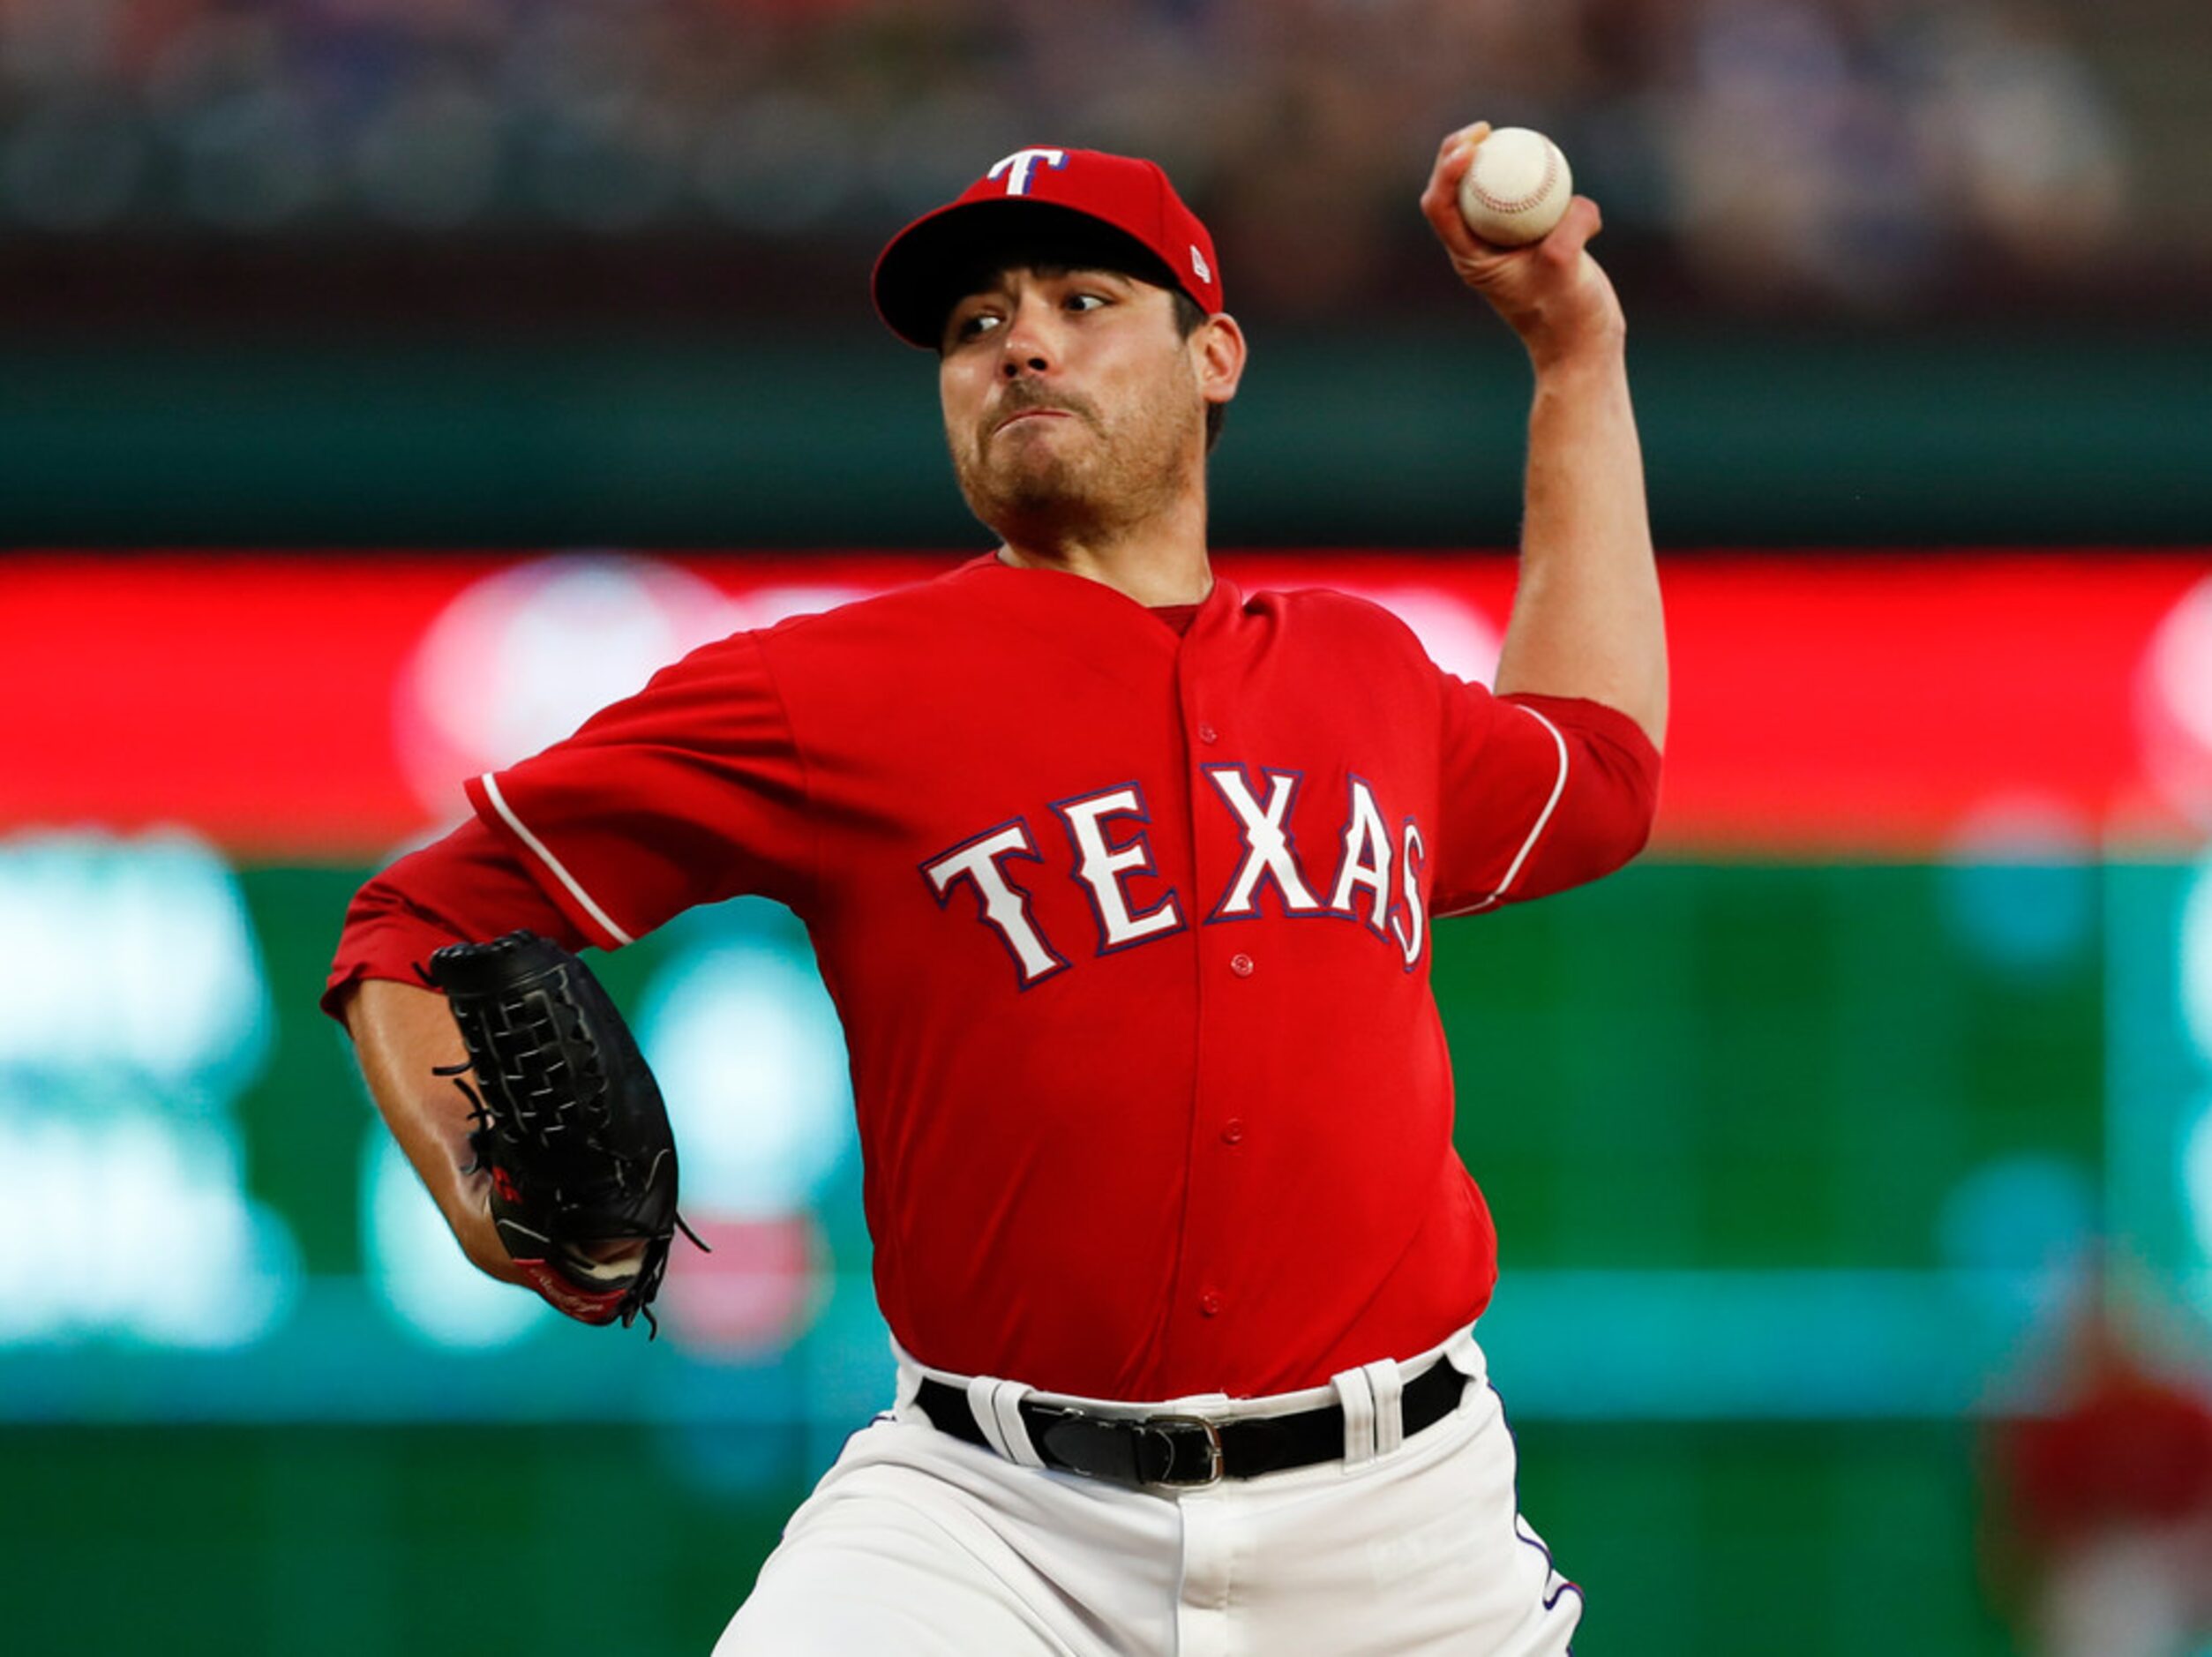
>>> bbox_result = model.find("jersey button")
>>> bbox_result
[1197,723,1218,745]
[1199,1290,1222,1316]
[1221,1119,1246,1145]
[1229,952,1255,978]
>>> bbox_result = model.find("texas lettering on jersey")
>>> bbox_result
[922,767,1430,986]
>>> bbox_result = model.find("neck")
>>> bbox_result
[994,491,1213,607]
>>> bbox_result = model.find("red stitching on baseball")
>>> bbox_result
[1467,146,1558,215]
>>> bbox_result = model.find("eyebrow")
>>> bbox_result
[953,265,1136,303]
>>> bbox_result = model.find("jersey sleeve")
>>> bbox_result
[320,814,584,1022]
[461,628,814,950]
[1430,679,1661,918]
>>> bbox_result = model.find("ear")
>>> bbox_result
[1193,311,1248,409]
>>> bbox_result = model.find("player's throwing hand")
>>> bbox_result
[1419,123,1625,370]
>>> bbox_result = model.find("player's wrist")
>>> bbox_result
[1524,323,1628,383]
[447,1177,530,1286]
[460,1221,530,1286]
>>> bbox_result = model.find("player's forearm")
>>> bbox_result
[344,977,525,1286]
[1491,342,1668,748]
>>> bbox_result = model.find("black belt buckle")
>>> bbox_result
[1138,1413,1225,1488]
[1027,1404,1226,1489]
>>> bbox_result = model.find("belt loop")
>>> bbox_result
[966,1376,1046,1469]
[1448,1323,1487,1385]
[1334,1362,1378,1466]
[1363,1358,1406,1456]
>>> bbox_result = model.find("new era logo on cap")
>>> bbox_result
[873,147,1226,348]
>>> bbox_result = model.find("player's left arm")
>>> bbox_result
[324,819,595,1291]
[1419,124,1667,750]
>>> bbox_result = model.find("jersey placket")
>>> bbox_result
[1160,600,1254,1383]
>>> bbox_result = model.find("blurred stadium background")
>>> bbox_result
[4,1,2210,1653]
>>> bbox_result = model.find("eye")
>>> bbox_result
[937,307,1000,351]
[1065,293,1108,313]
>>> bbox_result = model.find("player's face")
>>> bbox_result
[938,265,1207,538]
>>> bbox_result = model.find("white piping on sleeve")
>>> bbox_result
[1434,702,1571,918]
[478,772,637,947]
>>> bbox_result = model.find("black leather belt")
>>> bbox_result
[916,1356,1467,1489]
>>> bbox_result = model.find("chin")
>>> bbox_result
[970,458,1093,521]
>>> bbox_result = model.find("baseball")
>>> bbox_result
[1456,127,1573,246]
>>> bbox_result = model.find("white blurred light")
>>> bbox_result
[1331,585,1503,686]
[397,557,880,821]
[2138,575,2212,830]
[361,1132,546,1349]
[398,554,742,815]
[0,1084,298,1347]
[730,585,877,634]
[637,939,853,1218]
[0,828,269,1096]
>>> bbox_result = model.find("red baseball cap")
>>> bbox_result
[873,147,1224,349]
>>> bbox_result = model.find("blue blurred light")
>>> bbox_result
[0,828,298,1351]
[360,1130,546,1350]
[1938,1153,2098,1275]
[1938,816,2096,978]
[636,922,856,1219]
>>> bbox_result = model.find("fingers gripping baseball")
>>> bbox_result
[1421,126,1623,366]
[1419,122,1496,264]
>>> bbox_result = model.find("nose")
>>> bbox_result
[998,296,1058,379]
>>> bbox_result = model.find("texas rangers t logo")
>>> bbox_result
[988,148,1069,197]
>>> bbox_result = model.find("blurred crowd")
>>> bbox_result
[0,0,2138,316]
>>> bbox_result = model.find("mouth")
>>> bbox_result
[994,408,1075,435]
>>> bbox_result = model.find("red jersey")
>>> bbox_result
[329,555,1659,1398]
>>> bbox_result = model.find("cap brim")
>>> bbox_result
[873,197,1182,349]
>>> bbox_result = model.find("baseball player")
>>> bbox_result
[327,126,1664,1653]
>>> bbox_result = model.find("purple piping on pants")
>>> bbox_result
[1488,1381,1586,1650]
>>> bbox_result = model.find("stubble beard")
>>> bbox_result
[952,379,1201,548]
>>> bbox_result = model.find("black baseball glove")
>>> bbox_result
[424,930,700,1333]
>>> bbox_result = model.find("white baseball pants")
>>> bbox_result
[715,1326,1581,1655]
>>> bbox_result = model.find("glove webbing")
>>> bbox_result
[424,957,707,1335]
